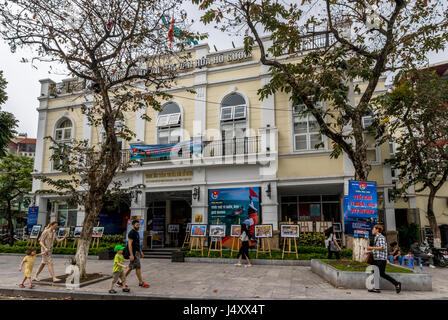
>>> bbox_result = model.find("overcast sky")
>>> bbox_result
[0,4,447,138]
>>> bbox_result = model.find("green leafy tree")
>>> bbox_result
[0,70,18,157]
[193,0,448,181]
[0,154,33,246]
[377,69,448,248]
[0,0,203,277]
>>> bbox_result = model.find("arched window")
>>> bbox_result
[220,93,247,140]
[157,102,181,144]
[54,118,73,142]
[101,119,125,150]
[52,117,73,170]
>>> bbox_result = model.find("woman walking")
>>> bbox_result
[325,226,342,259]
[32,221,67,282]
[235,222,252,267]
[367,224,401,293]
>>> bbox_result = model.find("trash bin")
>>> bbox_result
[171,250,184,262]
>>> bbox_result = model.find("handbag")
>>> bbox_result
[366,251,374,264]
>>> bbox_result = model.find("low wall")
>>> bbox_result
[184,257,310,266]
[311,259,432,291]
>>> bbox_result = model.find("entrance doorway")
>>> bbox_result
[146,191,192,248]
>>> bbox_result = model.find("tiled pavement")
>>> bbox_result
[1,254,448,299]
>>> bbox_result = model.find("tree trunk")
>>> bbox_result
[353,237,370,262]
[427,189,441,248]
[75,197,102,279]
[6,200,14,246]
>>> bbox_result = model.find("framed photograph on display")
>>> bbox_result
[92,227,105,238]
[57,227,69,238]
[29,225,42,239]
[209,224,226,238]
[168,224,180,233]
[280,224,300,238]
[333,222,342,233]
[254,224,273,238]
[230,225,241,237]
[190,224,207,237]
[73,226,83,238]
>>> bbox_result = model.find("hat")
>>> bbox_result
[114,245,126,252]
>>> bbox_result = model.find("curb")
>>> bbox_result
[0,286,258,300]
[184,257,311,266]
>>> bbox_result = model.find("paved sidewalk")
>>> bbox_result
[1,255,448,300]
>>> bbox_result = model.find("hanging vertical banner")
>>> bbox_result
[26,206,39,234]
[343,181,378,238]
[346,181,378,219]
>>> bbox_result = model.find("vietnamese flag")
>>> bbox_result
[168,15,174,48]
[249,187,258,198]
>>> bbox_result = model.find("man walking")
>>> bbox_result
[122,220,149,288]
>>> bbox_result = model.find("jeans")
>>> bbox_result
[388,255,403,265]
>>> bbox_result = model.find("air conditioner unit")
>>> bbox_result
[362,116,373,129]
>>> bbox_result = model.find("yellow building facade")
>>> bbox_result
[31,39,448,247]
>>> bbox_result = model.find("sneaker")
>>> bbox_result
[395,282,401,294]
[429,264,436,269]
[234,263,242,266]
[116,280,123,287]
[29,284,35,289]
[368,289,381,293]
[139,282,150,288]
[109,289,117,294]
[122,287,130,293]
[18,284,25,288]
[245,264,252,268]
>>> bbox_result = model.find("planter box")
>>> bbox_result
[311,259,432,291]
[171,251,184,262]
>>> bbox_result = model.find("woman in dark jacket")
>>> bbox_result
[235,223,252,267]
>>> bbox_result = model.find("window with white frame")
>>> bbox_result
[220,93,247,141]
[292,103,324,151]
[101,120,125,150]
[157,102,181,144]
[52,117,73,170]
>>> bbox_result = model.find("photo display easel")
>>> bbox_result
[27,224,41,247]
[56,226,69,248]
[90,222,101,248]
[299,221,313,233]
[182,223,192,249]
[255,225,272,258]
[190,224,206,256]
[208,219,223,258]
[281,218,299,260]
[230,219,241,258]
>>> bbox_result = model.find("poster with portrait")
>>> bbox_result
[255,224,273,238]
[280,224,300,238]
[209,224,226,238]
[168,224,180,233]
[230,225,241,237]
[190,224,207,237]
[29,225,42,239]
[92,227,105,238]
[57,227,70,238]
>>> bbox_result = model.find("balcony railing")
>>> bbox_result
[122,136,262,165]
[277,31,336,55]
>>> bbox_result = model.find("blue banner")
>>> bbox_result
[346,181,378,219]
[130,139,202,160]
[26,206,39,234]
[343,180,378,238]
[208,187,261,244]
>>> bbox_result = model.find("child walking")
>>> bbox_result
[109,245,131,294]
[19,248,43,289]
